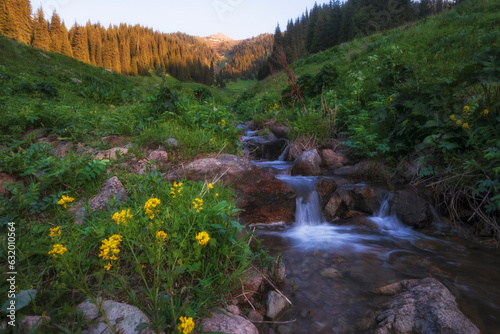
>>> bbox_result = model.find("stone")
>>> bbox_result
[102,135,128,147]
[393,190,432,228]
[95,147,129,160]
[202,310,258,334]
[292,149,322,176]
[242,134,289,160]
[266,291,291,320]
[269,123,290,139]
[315,178,338,207]
[237,268,263,303]
[321,149,343,169]
[248,309,264,322]
[19,315,51,334]
[90,176,128,211]
[353,186,379,215]
[0,172,16,194]
[372,278,479,334]
[165,138,178,147]
[168,154,254,185]
[77,300,154,334]
[324,194,348,221]
[227,305,240,315]
[147,150,168,163]
[71,77,82,83]
[235,167,296,224]
[320,267,343,278]
[55,141,73,158]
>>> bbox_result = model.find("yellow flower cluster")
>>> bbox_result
[178,316,195,334]
[57,195,75,208]
[483,109,489,116]
[217,119,226,126]
[192,198,203,212]
[48,244,67,257]
[170,182,183,198]
[99,234,122,270]
[196,231,210,246]
[208,183,213,189]
[463,105,470,113]
[112,209,133,225]
[156,230,167,241]
[144,198,161,219]
[49,226,61,237]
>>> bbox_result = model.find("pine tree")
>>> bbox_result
[49,12,63,53]
[31,7,51,50]
[70,23,90,63]
[60,22,73,57]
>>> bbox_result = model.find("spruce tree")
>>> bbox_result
[31,7,51,50]
[70,23,90,63]
[49,12,63,53]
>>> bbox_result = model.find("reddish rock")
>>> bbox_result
[90,176,128,211]
[324,194,348,221]
[0,173,16,194]
[147,150,168,164]
[321,149,343,169]
[353,186,379,215]
[292,148,322,176]
[102,135,128,147]
[55,141,73,158]
[202,310,258,334]
[235,168,296,224]
[95,147,129,160]
[269,123,290,139]
[237,268,263,304]
[316,178,338,206]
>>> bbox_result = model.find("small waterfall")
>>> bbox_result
[278,144,289,161]
[277,175,324,226]
[369,193,406,231]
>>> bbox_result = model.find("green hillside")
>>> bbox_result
[237,0,500,236]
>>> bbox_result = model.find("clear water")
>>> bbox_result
[254,175,500,334]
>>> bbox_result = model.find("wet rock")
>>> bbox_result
[102,135,128,147]
[321,149,343,169]
[90,176,128,211]
[147,150,168,164]
[202,310,258,334]
[266,291,291,320]
[292,148,322,176]
[0,172,17,194]
[320,267,343,278]
[77,299,154,334]
[353,186,379,215]
[393,190,432,228]
[388,252,451,278]
[269,123,290,139]
[372,278,479,334]
[323,194,348,221]
[19,315,50,334]
[242,134,288,160]
[95,147,129,160]
[235,167,296,224]
[168,154,254,185]
[315,178,338,206]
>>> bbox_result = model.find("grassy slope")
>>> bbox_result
[236,0,500,236]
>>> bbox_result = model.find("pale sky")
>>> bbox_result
[30,0,328,40]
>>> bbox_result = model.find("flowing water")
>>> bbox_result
[248,159,500,333]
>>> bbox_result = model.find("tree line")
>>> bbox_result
[0,0,224,86]
[259,0,457,79]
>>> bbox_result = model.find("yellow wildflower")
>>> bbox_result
[156,231,167,241]
[463,106,470,113]
[112,209,133,225]
[144,198,161,219]
[178,316,195,334]
[450,115,456,121]
[215,193,219,197]
[99,235,122,263]
[192,198,203,212]
[57,195,75,209]
[104,263,112,271]
[208,183,213,189]
[483,109,489,116]
[170,182,183,198]
[196,231,210,246]
[49,226,61,237]
[48,244,67,257]
[456,119,463,126]
[463,122,469,129]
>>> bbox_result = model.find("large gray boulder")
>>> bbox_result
[372,278,479,334]
[77,300,154,334]
[392,190,432,228]
[90,176,128,211]
[292,149,322,176]
[201,310,258,334]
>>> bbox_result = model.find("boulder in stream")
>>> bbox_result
[392,190,432,228]
[371,278,479,334]
[292,148,322,176]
